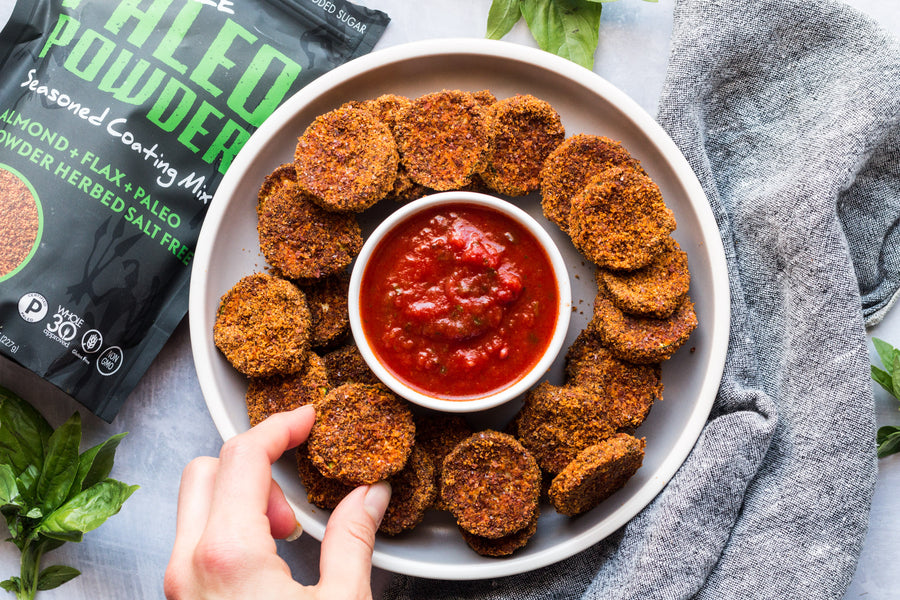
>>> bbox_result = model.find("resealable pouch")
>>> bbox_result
[0,0,390,421]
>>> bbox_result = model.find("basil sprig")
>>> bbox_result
[0,386,137,599]
[870,338,900,458]
[486,0,657,70]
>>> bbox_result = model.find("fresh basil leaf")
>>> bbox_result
[0,386,53,474]
[872,337,896,373]
[520,0,603,70]
[1,396,137,599]
[486,0,522,39]
[0,502,22,520]
[39,529,83,543]
[35,534,65,554]
[15,464,40,508]
[36,413,82,515]
[1,505,23,542]
[0,577,20,593]
[0,464,18,505]
[876,425,900,458]
[70,433,127,500]
[871,365,894,395]
[37,479,138,541]
[36,565,80,590]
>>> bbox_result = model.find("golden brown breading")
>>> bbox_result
[589,281,697,364]
[598,237,690,318]
[481,94,565,196]
[322,344,380,387]
[472,89,498,107]
[354,94,433,203]
[361,93,413,133]
[379,445,437,536]
[257,162,297,204]
[393,90,489,190]
[548,433,645,516]
[296,442,353,510]
[514,382,616,474]
[307,383,415,485]
[245,352,329,426]
[213,273,310,377]
[441,431,541,539]
[540,134,644,233]
[459,506,539,557]
[257,165,363,280]
[294,106,398,212]
[569,166,676,271]
[385,169,432,203]
[414,413,474,510]
[299,272,351,349]
[564,329,662,431]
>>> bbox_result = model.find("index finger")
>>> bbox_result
[208,404,315,530]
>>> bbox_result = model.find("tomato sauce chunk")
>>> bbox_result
[360,203,559,399]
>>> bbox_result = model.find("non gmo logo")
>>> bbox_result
[97,346,124,376]
[18,292,48,323]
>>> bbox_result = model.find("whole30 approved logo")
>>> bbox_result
[44,304,84,348]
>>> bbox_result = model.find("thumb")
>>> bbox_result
[318,481,391,594]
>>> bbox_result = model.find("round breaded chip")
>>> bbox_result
[294,106,399,212]
[213,273,310,377]
[597,237,690,318]
[459,506,539,557]
[360,93,413,133]
[569,166,676,270]
[481,94,565,196]
[565,329,662,431]
[394,90,489,190]
[245,352,329,426]
[257,167,363,280]
[548,433,645,516]
[540,134,645,233]
[296,443,353,510]
[414,413,473,510]
[257,162,297,204]
[322,344,380,387]
[514,382,616,474]
[589,282,698,364]
[307,383,415,485]
[380,445,436,536]
[442,431,540,539]
[299,272,350,349]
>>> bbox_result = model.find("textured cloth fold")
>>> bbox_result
[384,0,900,597]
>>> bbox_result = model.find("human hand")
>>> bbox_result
[164,404,392,600]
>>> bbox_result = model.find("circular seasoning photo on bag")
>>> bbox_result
[0,165,42,280]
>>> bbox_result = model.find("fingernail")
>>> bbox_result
[285,520,303,542]
[363,481,392,523]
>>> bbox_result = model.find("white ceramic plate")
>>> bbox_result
[189,38,730,580]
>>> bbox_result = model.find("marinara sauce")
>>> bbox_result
[359,203,559,399]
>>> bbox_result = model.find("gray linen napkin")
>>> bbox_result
[383,0,900,597]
